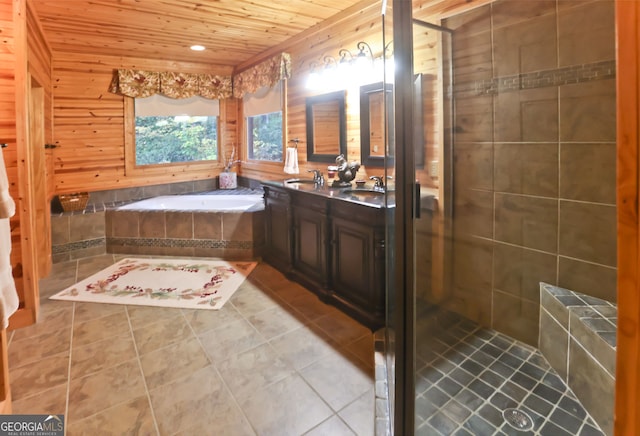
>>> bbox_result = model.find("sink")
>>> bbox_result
[285,178,316,184]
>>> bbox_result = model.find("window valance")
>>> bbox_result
[109,52,291,101]
[232,53,292,98]
[109,69,233,99]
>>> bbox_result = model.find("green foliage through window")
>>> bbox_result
[247,112,283,161]
[135,116,218,165]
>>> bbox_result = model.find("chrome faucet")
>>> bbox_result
[370,175,384,189]
[308,169,324,185]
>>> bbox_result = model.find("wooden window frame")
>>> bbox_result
[123,96,224,176]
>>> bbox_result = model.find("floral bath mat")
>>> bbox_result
[50,258,257,310]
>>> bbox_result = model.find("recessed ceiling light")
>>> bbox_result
[190,45,206,51]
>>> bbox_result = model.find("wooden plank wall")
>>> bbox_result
[26,0,53,278]
[0,0,21,304]
[47,0,450,194]
[51,54,233,194]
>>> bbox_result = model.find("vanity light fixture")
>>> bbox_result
[355,41,374,65]
[338,49,354,65]
[306,61,322,90]
[190,45,206,51]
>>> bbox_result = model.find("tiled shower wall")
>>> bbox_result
[441,0,616,345]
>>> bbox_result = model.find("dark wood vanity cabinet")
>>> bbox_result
[329,202,385,329]
[263,183,386,329]
[263,186,292,273]
[291,195,329,291]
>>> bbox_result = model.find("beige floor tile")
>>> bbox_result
[73,310,131,347]
[339,388,375,436]
[76,254,117,280]
[38,261,78,298]
[149,365,229,435]
[314,310,372,345]
[70,333,137,379]
[66,395,156,436]
[305,415,356,436]
[11,384,67,415]
[229,286,279,317]
[67,359,146,421]
[9,353,69,400]
[9,325,71,368]
[286,291,340,322]
[10,256,376,435]
[182,303,245,334]
[198,318,265,363]
[73,302,127,325]
[300,350,374,412]
[140,337,210,390]
[239,373,333,436]
[126,305,185,330]
[132,313,193,355]
[11,306,73,341]
[176,394,255,436]
[246,263,289,289]
[348,333,376,369]
[216,342,293,402]
[268,281,311,302]
[269,323,339,371]
[247,304,305,340]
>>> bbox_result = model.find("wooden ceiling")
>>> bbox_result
[29,0,368,68]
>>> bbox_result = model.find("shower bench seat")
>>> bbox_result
[539,283,616,435]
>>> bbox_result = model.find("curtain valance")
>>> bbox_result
[109,69,233,99]
[109,52,291,100]
[232,52,292,98]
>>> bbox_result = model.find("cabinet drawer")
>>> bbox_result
[292,193,328,212]
[330,200,383,224]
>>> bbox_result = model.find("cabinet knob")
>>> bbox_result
[44,143,58,149]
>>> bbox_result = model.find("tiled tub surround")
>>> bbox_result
[439,0,617,347]
[106,196,265,260]
[51,184,265,262]
[539,283,616,435]
[51,179,219,262]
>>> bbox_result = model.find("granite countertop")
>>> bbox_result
[262,179,438,211]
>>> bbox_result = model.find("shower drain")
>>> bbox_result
[502,408,534,431]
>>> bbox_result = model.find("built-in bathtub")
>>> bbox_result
[117,194,264,212]
[106,192,265,260]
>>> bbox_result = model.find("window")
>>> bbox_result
[134,95,219,166]
[244,82,283,162]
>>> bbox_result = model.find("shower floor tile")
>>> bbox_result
[415,310,605,436]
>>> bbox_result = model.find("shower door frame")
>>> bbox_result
[389,1,640,434]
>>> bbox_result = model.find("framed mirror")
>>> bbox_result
[360,75,424,168]
[305,91,347,163]
[360,82,394,167]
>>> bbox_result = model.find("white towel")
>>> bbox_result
[0,147,18,328]
[283,147,299,174]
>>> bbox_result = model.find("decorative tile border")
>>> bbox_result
[455,60,616,98]
[52,238,106,254]
[106,237,258,250]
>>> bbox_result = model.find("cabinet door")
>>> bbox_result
[292,205,328,289]
[264,188,291,272]
[331,216,379,310]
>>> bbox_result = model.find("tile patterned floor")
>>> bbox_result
[8,254,374,435]
[414,309,605,436]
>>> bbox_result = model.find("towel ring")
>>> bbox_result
[288,138,301,149]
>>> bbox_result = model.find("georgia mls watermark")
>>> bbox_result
[0,415,64,436]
